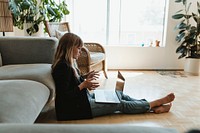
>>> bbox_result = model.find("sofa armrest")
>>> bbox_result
[0,80,50,123]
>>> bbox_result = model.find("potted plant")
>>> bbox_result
[172,0,200,75]
[8,0,70,36]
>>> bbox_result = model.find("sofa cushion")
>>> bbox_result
[55,30,67,40]
[0,64,55,105]
[0,124,178,133]
[0,37,58,65]
[0,80,50,123]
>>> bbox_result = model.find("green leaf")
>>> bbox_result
[8,0,19,15]
[176,45,186,53]
[174,22,187,30]
[21,0,31,9]
[60,1,70,15]
[186,2,192,13]
[190,26,197,34]
[172,14,184,19]
[192,13,198,23]
[176,32,185,42]
[197,2,200,13]
[47,5,56,16]
[176,45,187,59]
[175,0,182,3]
[176,9,183,13]
[178,53,187,59]
[184,36,195,45]
[178,30,185,34]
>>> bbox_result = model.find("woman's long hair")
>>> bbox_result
[52,33,83,70]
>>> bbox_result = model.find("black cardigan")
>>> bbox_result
[52,61,93,120]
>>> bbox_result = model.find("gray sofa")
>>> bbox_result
[0,36,179,133]
[0,36,58,123]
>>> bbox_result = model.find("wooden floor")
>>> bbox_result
[36,70,200,133]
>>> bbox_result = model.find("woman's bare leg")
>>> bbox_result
[149,93,175,109]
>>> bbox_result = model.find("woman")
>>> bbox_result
[51,33,175,121]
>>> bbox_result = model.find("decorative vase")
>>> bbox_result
[23,23,44,37]
[184,58,200,76]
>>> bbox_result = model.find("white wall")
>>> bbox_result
[2,0,190,70]
[1,27,24,36]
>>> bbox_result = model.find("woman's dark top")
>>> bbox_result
[51,60,92,120]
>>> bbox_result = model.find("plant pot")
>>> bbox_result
[24,23,44,37]
[184,58,200,76]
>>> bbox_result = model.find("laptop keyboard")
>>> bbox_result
[104,91,117,101]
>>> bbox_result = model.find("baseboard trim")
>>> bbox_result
[107,69,184,71]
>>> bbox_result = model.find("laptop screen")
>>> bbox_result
[115,71,125,91]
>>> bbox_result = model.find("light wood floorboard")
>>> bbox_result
[36,70,200,133]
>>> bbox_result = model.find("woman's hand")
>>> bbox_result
[86,70,100,80]
[79,77,100,90]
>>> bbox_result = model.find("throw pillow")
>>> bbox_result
[0,53,2,67]
[55,30,67,40]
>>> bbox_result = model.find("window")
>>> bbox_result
[65,0,167,46]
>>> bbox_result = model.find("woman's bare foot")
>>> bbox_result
[158,93,175,105]
[152,103,172,114]
[150,93,175,108]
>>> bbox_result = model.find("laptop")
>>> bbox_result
[94,71,125,103]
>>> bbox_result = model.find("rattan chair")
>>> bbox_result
[77,42,108,78]
[45,21,108,78]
